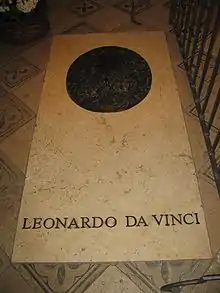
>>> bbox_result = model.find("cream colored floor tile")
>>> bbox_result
[0,56,41,93]
[198,177,220,258]
[63,22,100,34]
[70,0,104,17]
[192,281,220,293]
[151,0,167,6]
[0,58,43,172]
[0,43,21,62]
[166,34,208,171]
[166,33,183,71]
[0,88,35,143]
[118,260,211,293]
[13,264,48,293]
[87,7,130,31]
[0,150,24,195]
[0,265,34,293]
[207,253,220,274]
[47,0,73,11]
[114,0,153,16]
[166,34,192,109]
[166,32,220,254]
[85,265,145,293]
[182,113,207,172]
[0,40,35,62]
[49,8,80,35]
[21,38,52,71]
[13,74,44,114]
[0,32,51,64]
[199,155,218,187]
[0,248,10,276]
[95,0,119,6]
[136,3,169,31]
[0,120,35,174]
[14,263,109,293]
[194,76,220,132]
[112,22,146,32]
[191,256,220,293]
[0,151,24,257]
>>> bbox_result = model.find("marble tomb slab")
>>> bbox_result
[12,32,212,262]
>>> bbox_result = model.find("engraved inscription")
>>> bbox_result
[22,213,201,230]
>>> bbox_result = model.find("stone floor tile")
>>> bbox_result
[0,265,35,293]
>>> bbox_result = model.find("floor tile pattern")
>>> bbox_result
[114,0,152,15]
[71,0,103,17]
[0,87,35,142]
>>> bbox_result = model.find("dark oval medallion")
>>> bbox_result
[66,46,152,113]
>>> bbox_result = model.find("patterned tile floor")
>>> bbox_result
[0,0,220,292]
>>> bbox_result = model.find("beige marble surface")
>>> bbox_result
[12,32,212,263]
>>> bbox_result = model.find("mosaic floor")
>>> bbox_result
[0,0,220,292]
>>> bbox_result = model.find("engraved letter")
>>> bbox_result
[183,213,194,225]
[55,217,68,229]
[43,218,55,229]
[92,217,104,228]
[125,216,137,227]
[171,214,183,225]
[81,217,91,228]
[32,217,43,229]
[152,214,164,226]
[105,217,117,228]
[22,217,32,229]
[194,213,200,224]
[137,216,148,227]
[68,217,79,229]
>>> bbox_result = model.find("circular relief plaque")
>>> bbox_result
[66,46,152,113]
